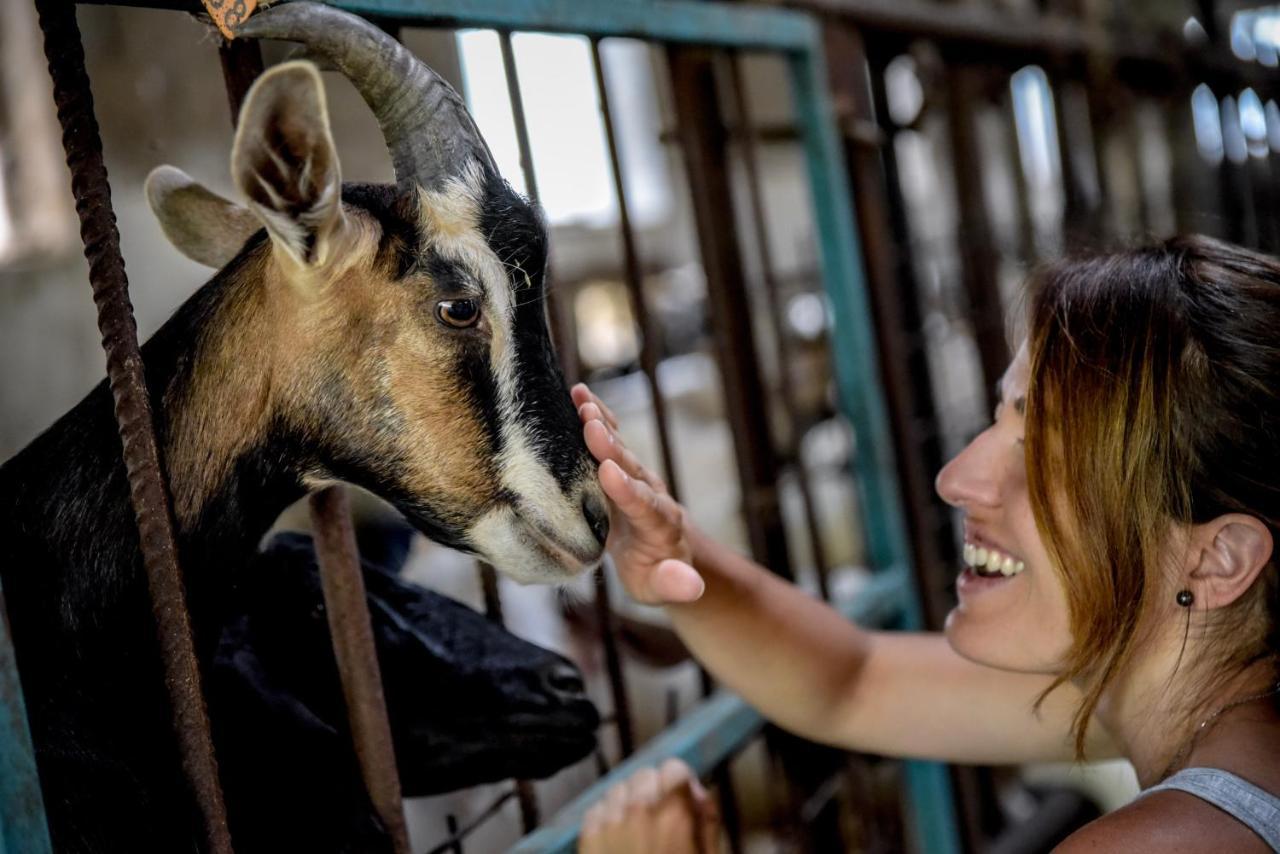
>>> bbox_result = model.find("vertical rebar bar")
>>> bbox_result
[724,52,831,602]
[665,46,793,581]
[590,38,683,500]
[474,562,541,832]
[593,569,636,757]
[217,37,264,120]
[34,3,232,851]
[310,487,411,854]
[944,62,1006,412]
[497,30,579,384]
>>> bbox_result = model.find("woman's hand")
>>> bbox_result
[579,759,721,854]
[572,384,705,604]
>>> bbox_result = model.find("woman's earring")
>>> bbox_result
[1176,589,1195,607]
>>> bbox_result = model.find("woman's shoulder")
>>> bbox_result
[1054,787,1273,853]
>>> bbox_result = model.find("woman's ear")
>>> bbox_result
[1186,515,1274,610]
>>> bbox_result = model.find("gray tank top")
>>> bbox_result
[1142,767,1280,851]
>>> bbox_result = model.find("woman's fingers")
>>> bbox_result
[598,460,681,535]
[586,420,666,494]
[571,383,620,430]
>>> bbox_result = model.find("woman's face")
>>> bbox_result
[935,344,1073,673]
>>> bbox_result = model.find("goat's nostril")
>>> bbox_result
[582,492,610,547]
[544,662,585,697]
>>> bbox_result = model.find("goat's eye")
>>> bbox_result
[436,299,481,329]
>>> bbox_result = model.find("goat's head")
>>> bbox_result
[145,3,607,582]
[212,532,598,801]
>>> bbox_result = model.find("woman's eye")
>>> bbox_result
[436,299,481,329]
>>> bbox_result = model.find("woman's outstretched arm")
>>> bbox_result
[573,384,1117,765]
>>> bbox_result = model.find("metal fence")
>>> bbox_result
[3,0,955,852]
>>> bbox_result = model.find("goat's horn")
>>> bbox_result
[234,2,496,190]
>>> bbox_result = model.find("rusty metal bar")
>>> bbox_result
[496,29,580,384]
[217,37,264,119]
[590,38,683,501]
[310,487,411,854]
[724,51,831,602]
[474,563,541,832]
[593,570,636,757]
[499,31,540,205]
[34,3,233,851]
[666,45,793,580]
[944,64,1006,413]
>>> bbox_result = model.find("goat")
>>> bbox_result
[0,3,606,850]
[212,531,598,853]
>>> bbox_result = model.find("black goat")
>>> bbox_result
[212,532,598,853]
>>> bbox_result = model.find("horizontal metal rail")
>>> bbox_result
[511,568,912,854]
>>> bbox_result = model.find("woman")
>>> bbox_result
[571,235,1280,852]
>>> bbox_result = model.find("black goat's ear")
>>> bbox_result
[231,60,343,269]
[145,165,260,269]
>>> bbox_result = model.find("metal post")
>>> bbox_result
[665,46,793,580]
[724,51,832,602]
[590,38,683,500]
[310,487,411,854]
[497,30,580,384]
[944,62,1006,412]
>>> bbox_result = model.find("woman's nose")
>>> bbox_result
[935,435,1001,509]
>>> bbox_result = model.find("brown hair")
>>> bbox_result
[1024,234,1280,757]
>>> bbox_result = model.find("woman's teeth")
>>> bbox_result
[962,542,1026,578]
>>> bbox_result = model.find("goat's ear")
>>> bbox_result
[231,61,343,269]
[145,166,261,269]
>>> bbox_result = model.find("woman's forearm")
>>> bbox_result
[663,526,871,740]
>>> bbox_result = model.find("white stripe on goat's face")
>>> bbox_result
[415,165,606,582]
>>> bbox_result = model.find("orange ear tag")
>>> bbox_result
[203,0,259,40]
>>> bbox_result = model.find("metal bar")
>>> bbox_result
[0,579,51,854]
[477,562,506,624]
[590,38,683,500]
[786,33,962,854]
[593,569,635,757]
[666,45,792,579]
[34,4,233,851]
[724,51,831,602]
[498,32,540,204]
[474,562,541,832]
[309,487,411,854]
[856,35,957,631]
[512,569,911,854]
[944,64,1006,413]
[495,29,580,384]
[331,0,817,50]
[830,31,991,851]
[217,37,264,119]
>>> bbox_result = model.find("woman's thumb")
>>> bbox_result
[649,559,705,603]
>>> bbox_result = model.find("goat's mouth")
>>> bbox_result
[512,513,603,574]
